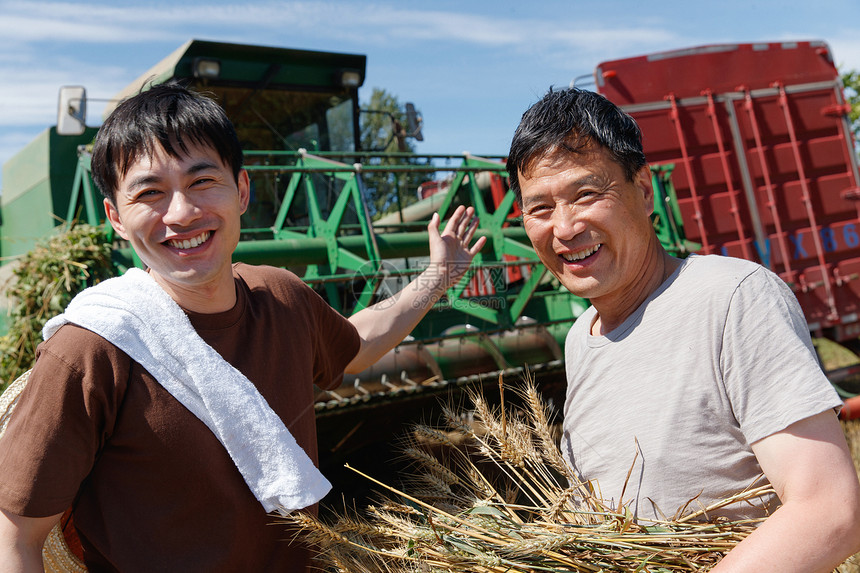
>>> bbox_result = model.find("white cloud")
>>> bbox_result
[0,1,678,61]
[0,2,178,43]
[0,58,129,127]
[828,37,860,71]
[0,14,163,43]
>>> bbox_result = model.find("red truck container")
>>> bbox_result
[594,41,860,342]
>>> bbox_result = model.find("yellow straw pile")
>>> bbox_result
[289,376,773,572]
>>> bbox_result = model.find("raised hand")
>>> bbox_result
[426,205,487,292]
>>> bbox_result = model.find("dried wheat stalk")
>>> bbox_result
[287,374,772,572]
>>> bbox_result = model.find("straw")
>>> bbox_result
[287,373,772,572]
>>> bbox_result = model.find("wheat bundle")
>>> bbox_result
[289,375,772,572]
[0,222,112,390]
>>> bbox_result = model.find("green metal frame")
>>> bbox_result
[243,151,563,332]
[269,152,382,312]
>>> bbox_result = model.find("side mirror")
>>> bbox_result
[405,103,423,142]
[57,86,87,136]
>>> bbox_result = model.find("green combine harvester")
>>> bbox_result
[0,40,693,485]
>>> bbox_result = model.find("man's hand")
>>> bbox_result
[425,205,486,293]
[345,205,486,374]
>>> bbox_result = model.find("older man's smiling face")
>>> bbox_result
[519,143,657,311]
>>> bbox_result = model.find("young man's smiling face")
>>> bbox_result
[519,143,658,313]
[104,141,250,311]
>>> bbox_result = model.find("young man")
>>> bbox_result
[0,84,485,571]
[507,87,860,572]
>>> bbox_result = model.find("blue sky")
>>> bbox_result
[3,0,860,191]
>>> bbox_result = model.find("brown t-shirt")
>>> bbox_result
[0,263,360,572]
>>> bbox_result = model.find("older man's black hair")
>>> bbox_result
[506,87,647,201]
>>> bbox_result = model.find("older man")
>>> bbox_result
[507,87,860,572]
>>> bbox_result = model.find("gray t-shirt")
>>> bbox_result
[561,254,841,521]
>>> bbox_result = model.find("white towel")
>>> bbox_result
[43,267,331,515]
